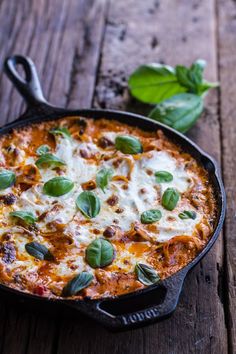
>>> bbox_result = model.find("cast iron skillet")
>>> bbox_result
[1,55,226,331]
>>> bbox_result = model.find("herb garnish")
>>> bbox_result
[128,59,218,133]
[86,238,114,268]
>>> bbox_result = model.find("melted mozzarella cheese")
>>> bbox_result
[9,134,201,244]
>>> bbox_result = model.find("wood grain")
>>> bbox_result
[0,0,232,353]
[217,0,236,352]
[92,0,227,353]
[0,0,108,353]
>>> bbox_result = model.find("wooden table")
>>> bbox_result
[0,0,234,353]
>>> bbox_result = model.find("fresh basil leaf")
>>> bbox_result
[149,93,203,133]
[155,171,173,183]
[135,263,160,286]
[86,238,114,268]
[128,64,187,103]
[43,177,74,197]
[25,242,54,260]
[36,145,50,156]
[162,187,180,211]
[141,209,162,224]
[62,272,94,297]
[49,127,71,139]
[10,211,37,225]
[176,59,218,96]
[96,168,113,192]
[0,170,16,190]
[115,135,143,154]
[76,191,101,218]
[179,210,197,220]
[35,153,66,169]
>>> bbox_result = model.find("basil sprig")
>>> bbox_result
[135,263,160,286]
[62,272,94,297]
[141,209,162,224]
[43,177,74,197]
[155,171,173,183]
[86,238,115,268]
[10,211,37,225]
[36,153,66,169]
[128,64,186,104]
[149,93,203,133]
[176,59,218,96]
[115,135,143,154]
[162,187,180,211]
[76,191,100,218]
[179,210,197,220]
[25,242,54,260]
[128,59,218,133]
[49,127,71,139]
[36,145,50,156]
[0,170,16,190]
[96,168,113,192]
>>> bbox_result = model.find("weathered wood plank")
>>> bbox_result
[0,0,107,353]
[217,0,236,352]
[56,0,226,353]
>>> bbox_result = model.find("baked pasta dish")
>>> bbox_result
[0,117,216,299]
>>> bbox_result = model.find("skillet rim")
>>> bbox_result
[0,107,226,304]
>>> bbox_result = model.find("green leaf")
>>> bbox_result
[25,242,54,260]
[43,177,74,197]
[155,171,173,183]
[49,127,71,139]
[176,59,218,96]
[62,272,94,297]
[96,168,113,192]
[197,80,219,96]
[35,153,66,169]
[135,263,160,286]
[0,170,16,190]
[141,209,162,224]
[76,191,101,218]
[179,210,197,220]
[86,238,114,268]
[162,187,180,211]
[36,145,50,156]
[10,211,37,225]
[128,64,187,103]
[115,135,143,154]
[149,93,204,133]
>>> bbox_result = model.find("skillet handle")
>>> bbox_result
[65,269,187,330]
[4,55,48,106]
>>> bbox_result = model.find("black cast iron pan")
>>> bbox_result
[1,55,226,331]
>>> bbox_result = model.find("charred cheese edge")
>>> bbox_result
[0,117,216,299]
